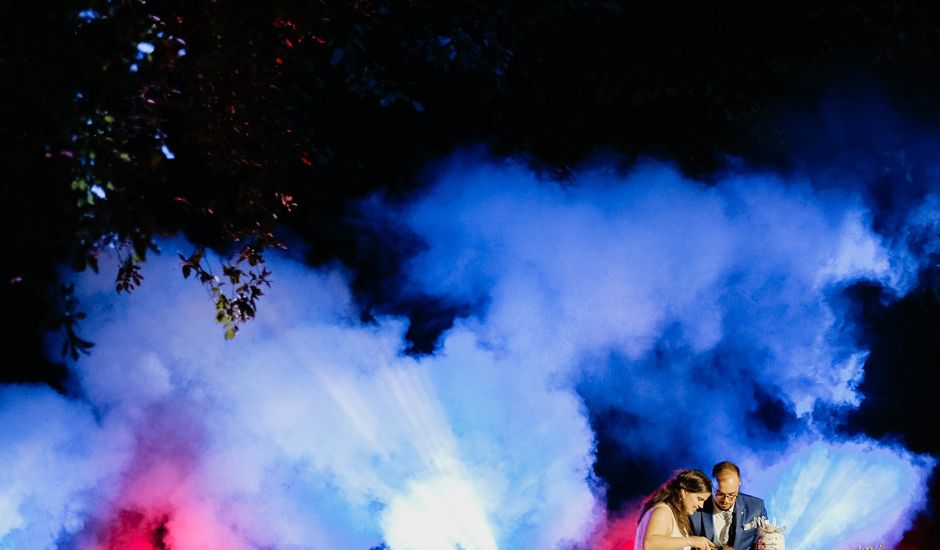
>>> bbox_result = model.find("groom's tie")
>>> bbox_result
[719,510,733,546]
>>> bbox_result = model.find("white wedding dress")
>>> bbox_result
[634,503,691,550]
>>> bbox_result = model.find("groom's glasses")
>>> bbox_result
[715,491,738,500]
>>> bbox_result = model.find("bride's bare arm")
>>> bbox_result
[643,507,716,550]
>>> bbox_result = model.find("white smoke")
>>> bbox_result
[0,155,935,549]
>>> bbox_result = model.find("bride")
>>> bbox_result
[635,469,717,550]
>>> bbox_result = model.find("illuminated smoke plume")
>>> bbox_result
[0,152,936,548]
[390,154,937,549]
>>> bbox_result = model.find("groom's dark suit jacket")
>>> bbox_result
[690,493,767,550]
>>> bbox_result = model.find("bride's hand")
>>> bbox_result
[688,536,717,549]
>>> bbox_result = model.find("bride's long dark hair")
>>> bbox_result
[640,469,712,536]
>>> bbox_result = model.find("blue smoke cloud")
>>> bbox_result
[4,248,598,548]
[0,148,936,549]
[392,154,936,547]
[764,441,933,549]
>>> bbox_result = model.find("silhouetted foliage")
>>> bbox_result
[4,0,940,366]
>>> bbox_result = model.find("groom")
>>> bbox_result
[690,461,768,550]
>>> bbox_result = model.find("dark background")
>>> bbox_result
[2,1,938,546]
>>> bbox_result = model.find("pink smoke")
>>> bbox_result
[82,405,243,549]
[589,501,643,550]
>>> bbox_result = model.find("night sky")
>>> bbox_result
[1,2,939,549]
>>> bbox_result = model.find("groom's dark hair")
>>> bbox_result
[712,461,741,479]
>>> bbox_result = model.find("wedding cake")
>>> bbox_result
[756,520,785,550]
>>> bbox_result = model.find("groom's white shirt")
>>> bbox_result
[712,503,735,544]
